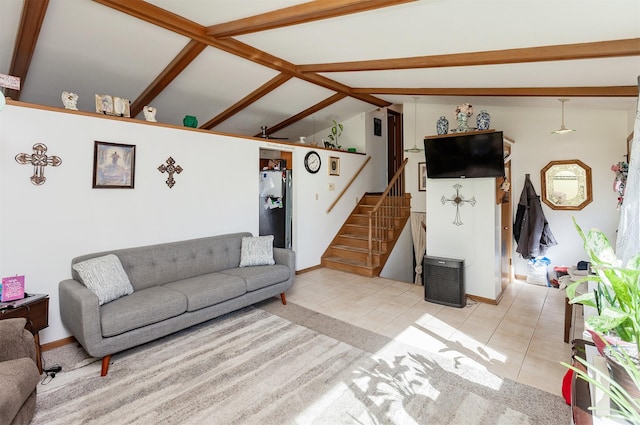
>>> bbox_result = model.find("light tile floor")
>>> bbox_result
[288,268,585,396]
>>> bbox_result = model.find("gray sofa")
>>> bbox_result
[59,232,295,376]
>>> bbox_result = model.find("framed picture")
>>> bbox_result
[329,156,340,176]
[374,117,382,136]
[418,162,427,191]
[113,96,130,117]
[95,94,113,115]
[93,141,136,188]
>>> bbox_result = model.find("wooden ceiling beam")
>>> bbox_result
[298,38,640,72]
[130,40,207,118]
[201,73,293,130]
[254,93,347,137]
[353,86,638,97]
[206,0,416,38]
[93,0,391,109]
[5,0,49,100]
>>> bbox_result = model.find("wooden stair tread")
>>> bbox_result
[340,233,388,242]
[331,245,383,254]
[322,189,411,278]
[322,256,373,268]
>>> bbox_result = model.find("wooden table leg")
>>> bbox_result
[34,332,43,374]
[564,297,572,343]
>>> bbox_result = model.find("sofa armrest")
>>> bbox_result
[273,248,296,282]
[59,279,103,356]
[0,318,36,363]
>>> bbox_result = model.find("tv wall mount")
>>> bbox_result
[441,184,476,226]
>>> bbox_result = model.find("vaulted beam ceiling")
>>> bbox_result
[6,0,49,101]
[201,73,293,130]
[5,0,638,138]
[93,0,392,128]
[130,40,207,118]
[254,93,347,137]
[206,0,417,38]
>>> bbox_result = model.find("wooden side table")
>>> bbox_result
[0,294,49,373]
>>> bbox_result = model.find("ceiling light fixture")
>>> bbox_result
[551,98,576,135]
[405,97,424,153]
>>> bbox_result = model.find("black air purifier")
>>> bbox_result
[423,256,466,308]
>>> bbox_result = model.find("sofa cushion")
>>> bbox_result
[220,265,290,292]
[0,358,40,425]
[100,287,187,337]
[163,273,246,312]
[239,235,275,267]
[73,254,134,305]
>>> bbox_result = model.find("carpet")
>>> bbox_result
[33,302,569,424]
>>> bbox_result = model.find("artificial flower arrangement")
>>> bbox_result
[611,161,629,209]
[455,103,474,117]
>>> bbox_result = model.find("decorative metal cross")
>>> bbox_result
[158,156,183,188]
[441,183,476,226]
[15,143,62,185]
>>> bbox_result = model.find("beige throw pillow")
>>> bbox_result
[73,254,134,305]
[239,235,275,267]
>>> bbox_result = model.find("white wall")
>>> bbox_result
[380,221,414,283]
[0,103,378,343]
[404,100,629,283]
[364,108,389,192]
[426,178,500,299]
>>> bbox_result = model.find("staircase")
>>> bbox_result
[321,159,410,277]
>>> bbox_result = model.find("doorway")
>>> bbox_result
[387,109,403,189]
[259,148,293,249]
[500,140,514,292]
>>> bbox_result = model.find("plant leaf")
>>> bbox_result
[586,308,628,334]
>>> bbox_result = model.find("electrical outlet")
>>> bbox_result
[328,183,335,191]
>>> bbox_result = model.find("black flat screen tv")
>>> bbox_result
[423,131,505,179]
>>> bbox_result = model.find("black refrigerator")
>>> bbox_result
[259,170,292,249]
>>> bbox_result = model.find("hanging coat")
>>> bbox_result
[514,175,557,259]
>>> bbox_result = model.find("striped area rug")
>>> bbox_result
[32,306,568,424]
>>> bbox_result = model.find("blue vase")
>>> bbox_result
[436,116,449,135]
[476,110,491,130]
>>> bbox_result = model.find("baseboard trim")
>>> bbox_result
[296,264,322,274]
[467,294,500,306]
[42,336,76,352]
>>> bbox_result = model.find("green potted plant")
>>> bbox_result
[564,218,640,421]
[566,218,640,354]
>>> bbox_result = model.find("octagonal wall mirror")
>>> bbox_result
[541,159,592,210]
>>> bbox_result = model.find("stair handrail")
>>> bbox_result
[367,158,409,264]
[327,155,371,213]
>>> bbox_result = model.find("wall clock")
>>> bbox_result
[304,151,321,174]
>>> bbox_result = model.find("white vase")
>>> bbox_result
[456,112,469,131]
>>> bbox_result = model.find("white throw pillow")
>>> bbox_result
[239,235,275,267]
[73,254,134,305]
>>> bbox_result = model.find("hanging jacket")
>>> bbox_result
[514,175,557,259]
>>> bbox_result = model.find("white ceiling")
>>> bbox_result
[1,0,639,141]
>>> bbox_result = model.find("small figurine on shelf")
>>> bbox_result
[61,91,78,110]
[143,105,157,122]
